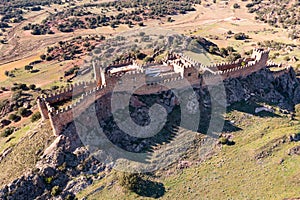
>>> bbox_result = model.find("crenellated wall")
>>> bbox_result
[38,48,273,136]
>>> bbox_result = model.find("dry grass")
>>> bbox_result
[0,54,41,82]
[0,121,55,187]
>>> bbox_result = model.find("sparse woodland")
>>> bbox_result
[247,0,300,39]
[22,0,201,34]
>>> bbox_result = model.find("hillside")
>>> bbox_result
[0,0,300,199]
[82,108,300,199]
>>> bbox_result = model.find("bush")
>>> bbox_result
[51,186,61,196]
[234,32,249,40]
[44,176,53,184]
[0,127,15,137]
[18,107,28,117]
[24,65,33,71]
[233,3,240,8]
[209,46,219,54]
[284,56,290,61]
[219,137,228,145]
[29,84,36,90]
[8,113,20,122]
[31,112,41,122]
[46,55,53,61]
[119,173,141,191]
[65,194,77,200]
[12,91,22,101]
[40,54,46,60]
[51,85,59,90]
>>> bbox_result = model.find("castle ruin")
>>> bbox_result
[37,48,278,136]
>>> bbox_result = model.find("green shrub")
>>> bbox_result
[284,56,290,61]
[65,194,77,200]
[44,176,53,184]
[4,71,9,76]
[8,113,20,122]
[12,91,22,101]
[40,54,46,60]
[18,107,28,117]
[31,112,41,122]
[51,186,61,196]
[119,173,141,191]
[233,3,240,8]
[0,127,15,137]
[234,32,249,40]
[29,84,36,90]
[219,137,228,145]
[0,100,8,111]
[24,65,33,71]
[51,85,59,90]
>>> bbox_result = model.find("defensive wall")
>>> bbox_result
[38,48,279,136]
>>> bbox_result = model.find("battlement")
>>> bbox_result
[38,48,275,136]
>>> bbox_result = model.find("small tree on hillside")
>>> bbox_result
[24,65,33,71]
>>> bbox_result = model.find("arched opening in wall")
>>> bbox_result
[188,73,192,77]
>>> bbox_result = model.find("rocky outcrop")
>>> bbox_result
[224,68,300,110]
[0,127,107,200]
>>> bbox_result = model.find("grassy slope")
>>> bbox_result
[80,108,300,199]
[0,121,55,187]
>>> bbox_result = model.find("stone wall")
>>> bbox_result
[38,48,271,136]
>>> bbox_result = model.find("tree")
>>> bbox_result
[31,112,41,122]
[284,56,290,61]
[40,54,46,60]
[8,113,20,122]
[220,48,228,57]
[24,65,33,71]
[46,55,53,61]
[226,46,235,53]
[119,173,141,191]
[12,91,22,101]
[234,32,249,40]
[209,46,219,54]
[0,127,15,137]
[51,85,59,90]
[18,107,28,117]
[233,3,240,9]
[29,84,36,90]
